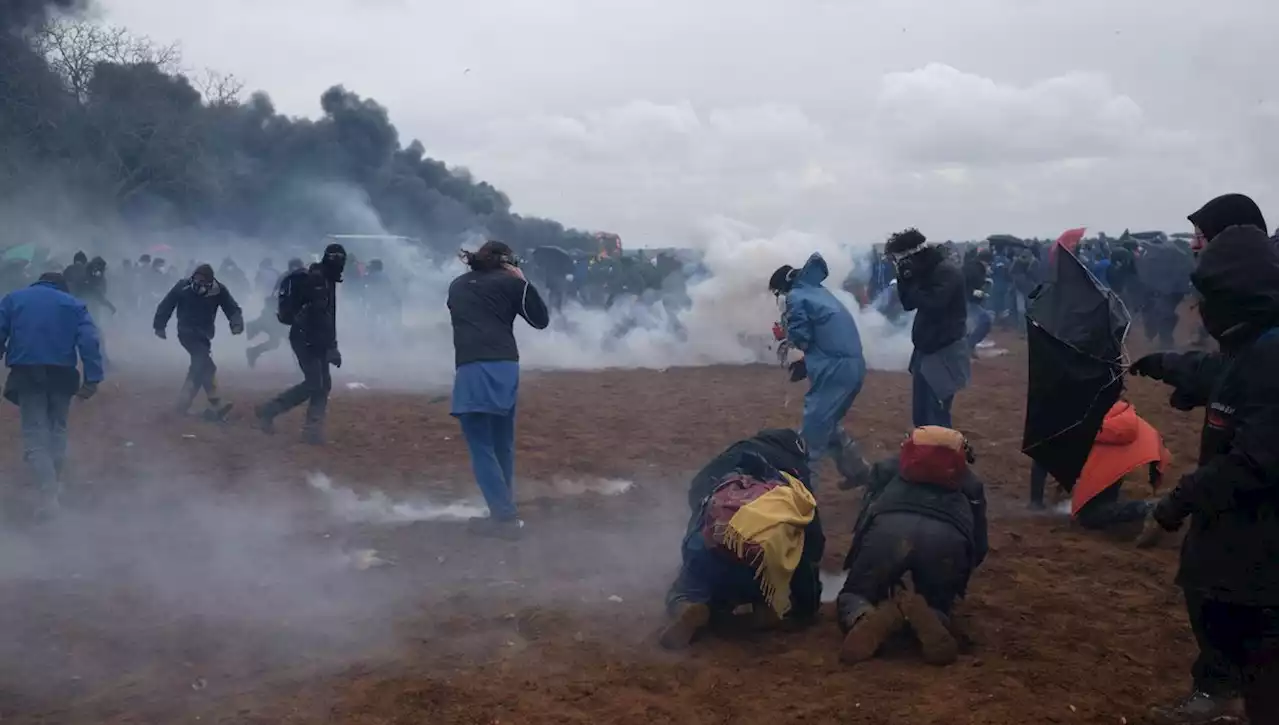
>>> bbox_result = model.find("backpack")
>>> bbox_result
[275,268,309,325]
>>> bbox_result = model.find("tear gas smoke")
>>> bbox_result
[309,471,488,523]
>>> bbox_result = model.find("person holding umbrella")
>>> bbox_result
[1129,193,1276,725]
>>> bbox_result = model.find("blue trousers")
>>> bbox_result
[966,301,993,350]
[911,367,953,428]
[19,389,73,499]
[800,358,865,489]
[457,411,517,520]
[666,524,762,614]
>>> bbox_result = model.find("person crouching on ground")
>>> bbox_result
[885,229,970,428]
[447,241,549,540]
[153,263,243,421]
[1128,195,1277,725]
[660,429,824,649]
[768,252,869,490]
[1027,399,1171,541]
[837,426,987,666]
[0,272,103,519]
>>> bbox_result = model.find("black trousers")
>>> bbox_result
[1029,463,1151,529]
[838,512,972,627]
[262,339,331,429]
[1186,589,1278,723]
[178,333,219,404]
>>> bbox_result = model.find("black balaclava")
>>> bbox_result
[769,265,797,295]
[322,243,347,282]
[1188,193,1268,243]
[88,256,107,276]
[73,251,88,265]
[1192,225,1278,346]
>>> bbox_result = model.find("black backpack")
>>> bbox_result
[275,268,309,325]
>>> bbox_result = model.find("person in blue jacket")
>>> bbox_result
[769,253,869,489]
[0,272,103,518]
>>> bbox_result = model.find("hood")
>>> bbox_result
[1188,193,1267,243]
[1191,224,1279,346]
[793,253,829,287]
[1093,401,1139,446]
[749,428,810,480]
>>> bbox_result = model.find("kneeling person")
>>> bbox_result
[837,426,988,666]
[661,429,824,649]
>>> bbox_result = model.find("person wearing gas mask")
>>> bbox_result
[768,252,869,491]
[886,229,970,429]
[1129,192,1276,725]
[447,241,549,539]
[154,263,244,421]
[255,244,347,445]
[836,426,988,667]
[245,257,304,368]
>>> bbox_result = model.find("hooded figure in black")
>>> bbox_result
[886,229,971,428]
[1129,194,1277,725]
[153,263,244,420]
[836,426,987,667]
[63,251,90,298]
[255,244,346,445]
[660,429,825,650]
[245,257,304,368]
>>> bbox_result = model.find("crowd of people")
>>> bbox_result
[0,191,1274,724]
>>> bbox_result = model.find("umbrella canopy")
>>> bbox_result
[148,243,173,254]
[2,243,36,262]
[1022,237,1130,486]
[530,245,575,276]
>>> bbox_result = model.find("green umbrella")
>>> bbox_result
[2,244,36,262]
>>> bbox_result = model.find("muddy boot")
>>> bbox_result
[839,600,904,664]
[1134,506,1166,549]
[253,404,276,435]
[1149,690,1238,724]
[659,601,711,650]
[896,576,958,666]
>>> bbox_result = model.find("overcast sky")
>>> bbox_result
[98,0,1278,247]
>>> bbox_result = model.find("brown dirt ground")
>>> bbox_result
[0,327,1214,725]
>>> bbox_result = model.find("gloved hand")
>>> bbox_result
[327,347,342,368]
[154,328,167,340]
[1128,353,1164,379]
[1151,493,1186,532]
[76,382,98,400]
[229,317,245,336]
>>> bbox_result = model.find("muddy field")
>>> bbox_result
[0,332,1210,725]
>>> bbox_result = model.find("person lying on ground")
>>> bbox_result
[836,426,987,667]
[1026,399,1171,542]
[660,429,824,649]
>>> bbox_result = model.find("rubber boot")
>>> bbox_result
[839,600,905,664]
[1149,690,1238,724]
[659,601,711,650]
[896,575,958,666]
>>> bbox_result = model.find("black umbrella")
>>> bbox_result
[1021,237,1131,487]
[531,245,575,277]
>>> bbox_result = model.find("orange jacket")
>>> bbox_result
[1072,401,1170,516]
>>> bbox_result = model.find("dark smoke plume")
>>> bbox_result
[0,2,596,254]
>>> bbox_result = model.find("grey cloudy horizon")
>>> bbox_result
[98,0,1278,247]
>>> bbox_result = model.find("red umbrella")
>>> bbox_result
[148,243,173,253]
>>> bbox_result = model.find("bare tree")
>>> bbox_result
[192,69,245,107]
[32,18,181,103]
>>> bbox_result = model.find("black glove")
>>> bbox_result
[1128,353,1164,379]
[788,358,807,383]
[76,382,98,400]
[1151,493,1185,532]
[229,316,245,336]
[154,328,167,340]
[327,347,342,368]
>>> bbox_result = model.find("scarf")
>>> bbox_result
[715,471,816,618]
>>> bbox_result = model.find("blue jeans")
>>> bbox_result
[911,367,953,428]
[19,390,73,497]
[458,411,517,520]
[966,301,993,350]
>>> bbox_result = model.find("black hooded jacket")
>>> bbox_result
[897,249,968,354]
[844,457,988,571]
[1140,224,1277,605]
[154,272,243,341]
[685,429,825,619]
[1188,193,1268,243]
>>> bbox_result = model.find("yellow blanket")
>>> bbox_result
[720,472,817,618]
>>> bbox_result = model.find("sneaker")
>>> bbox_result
[896,577,959,666]
[200,403,234,423]
[1134,507,1169,549]
[839,601,905,664]
[658,601,711,650]
[466,516,524,541]
[1149,690,1237,724]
